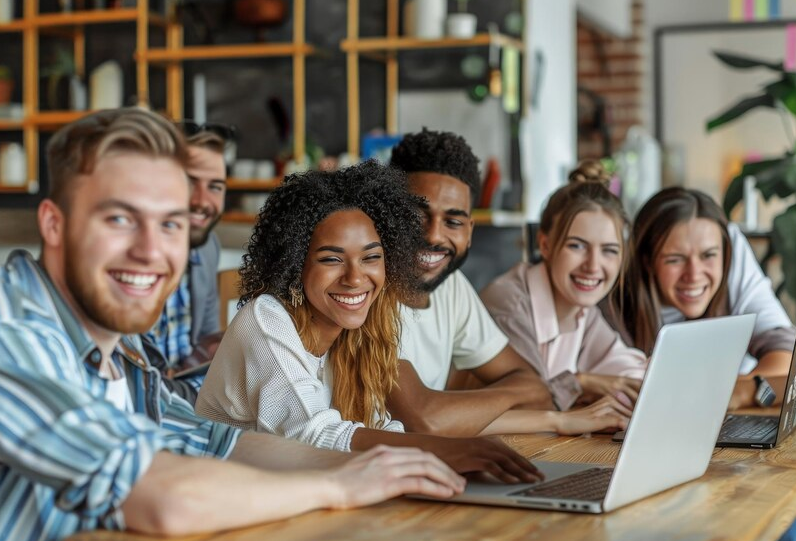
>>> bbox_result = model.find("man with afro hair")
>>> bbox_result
[388,128,557,437]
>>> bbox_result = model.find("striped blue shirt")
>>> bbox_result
[0,251,241,541]
[145,250,197,368]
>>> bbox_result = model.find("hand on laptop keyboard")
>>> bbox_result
[577,374,642,406]
[420,436,545,484]
[555,396,631,436]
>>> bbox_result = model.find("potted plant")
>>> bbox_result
[706,51,796,299]
[40,46,78,110]
[0,65,13,105]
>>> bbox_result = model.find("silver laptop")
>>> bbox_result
[442,314,755,513]
[716,340,796,449]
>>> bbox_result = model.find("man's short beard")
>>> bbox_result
[418,249,469,292]
[190,214,221,248]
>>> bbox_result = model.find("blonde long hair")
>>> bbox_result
[289,288,401,427]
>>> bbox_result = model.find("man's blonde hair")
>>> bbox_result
[46,108,189,208]
[186,130,226,154]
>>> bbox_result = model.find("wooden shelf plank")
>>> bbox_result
[28,110,92,129]
[0,19,27,32]
[221,211,257,224]
[471,209,526,227]
[34,8,166,28]
[341,32,523,53]
[0,184,33,194]
[142,43,316,62]
[0,119,24,131]
[226,177,282,191]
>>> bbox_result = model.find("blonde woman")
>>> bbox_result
[481,179,647,411]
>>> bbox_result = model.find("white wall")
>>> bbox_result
[523,0,577,221]
[577,0,634,38]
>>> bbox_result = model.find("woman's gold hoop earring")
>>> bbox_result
[289,283,304,307]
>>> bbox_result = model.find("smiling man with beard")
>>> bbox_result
[145,124,231,398]
[386,129,558,437]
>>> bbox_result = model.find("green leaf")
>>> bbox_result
[723,156,789,214]
[764,78,796,116]
[706,93,775,131]
[772,204,796,299]
[713,50,783,71]
[753,156,796,201]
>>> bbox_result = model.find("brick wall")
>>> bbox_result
[577,1,644,160]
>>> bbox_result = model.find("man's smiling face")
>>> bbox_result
[406,171,474,293]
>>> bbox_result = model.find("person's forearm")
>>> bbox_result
[478,409,559,436]
[389,386,527,437]
[495,369,556,410]
[229,431,350,470]
[123,451,338,536]
[752,350,792,378]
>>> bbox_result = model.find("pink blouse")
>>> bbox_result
[481,262,647,384]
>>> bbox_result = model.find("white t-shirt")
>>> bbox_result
[662,223,795,374]
[196,294,404,452]
[398,270,509,390]
[104,375,133,413]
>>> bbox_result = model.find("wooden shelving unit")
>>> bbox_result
[0,0,309,210]
[137,0,309,222]
[342,0,525,158]
[0,1,164,191]
[140,0,310,167]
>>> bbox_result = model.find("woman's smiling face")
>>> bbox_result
[542,209,622,317]
[301,209,386,352]
[652,217,724,319]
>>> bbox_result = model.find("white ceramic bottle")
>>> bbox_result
[0,142,26,187]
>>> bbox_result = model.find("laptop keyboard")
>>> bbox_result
[510,467,613,501]
[720,415,778,441]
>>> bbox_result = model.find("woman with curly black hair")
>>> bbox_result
[196,161,542,483]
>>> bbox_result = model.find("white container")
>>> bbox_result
[0,142,26,186]
[446,13,477,38]
[404,0,446,39]
[0,0,14,23]
[743,175,759,231]
[89,61,123,110]
[233,159,256,179]
[255,160,275,180]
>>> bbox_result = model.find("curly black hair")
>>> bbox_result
[389,127,481,207]
[239,160,425,306]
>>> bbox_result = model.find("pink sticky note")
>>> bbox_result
[744,0,755,19]
[786,24,796,72]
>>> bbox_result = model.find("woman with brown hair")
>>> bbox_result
[196,161,541,482]
[614,187,795,408]
[481,177,646,415]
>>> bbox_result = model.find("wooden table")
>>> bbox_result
[72,420,796,541]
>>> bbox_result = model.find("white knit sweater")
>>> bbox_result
[196,294,404,451]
